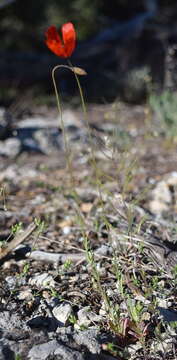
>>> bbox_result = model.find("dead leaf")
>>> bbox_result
[71,67,87,76]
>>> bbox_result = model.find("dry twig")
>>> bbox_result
[0,222,37,261]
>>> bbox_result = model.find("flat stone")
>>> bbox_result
[77,306,103,327]
[73,329,101,354]
[28,339,59,360]
[0,138,20,158]
[29,273,55,288]
[54,344,84,360]
[52,302,73,326]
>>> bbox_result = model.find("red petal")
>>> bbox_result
[61,22,76,57]
[45,25,66,58]
[45,23,76,58]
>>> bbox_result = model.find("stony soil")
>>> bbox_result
[0,102,177,360]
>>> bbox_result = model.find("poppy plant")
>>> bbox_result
[45,22,76,58]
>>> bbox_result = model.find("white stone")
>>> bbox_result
[29,272,55,288]
[53,302,73,325]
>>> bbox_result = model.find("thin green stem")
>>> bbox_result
[66,61,113,264]
[67,60,87,123]
[67,60,98,169]
[52,62,110,294]
[67,60,107,209]
[52,65,75,187]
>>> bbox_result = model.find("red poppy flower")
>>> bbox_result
[45,22,76,58]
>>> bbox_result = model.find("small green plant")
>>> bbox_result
[69,314,77,325]
[151,275,160,291]
[34,218,46,230]
[79,324,89,331]
[20,262,30,277]
[84,237,110,312]
[63,259,73,271]
[11,222,23,234]
[0,221,23,249]
[126,298,144,325]
[15,354,22,360]
[32,218,46,249]
[104,342,129,359]
[46,288,62,299]
[112,256,124,297]
[169,320,177,330]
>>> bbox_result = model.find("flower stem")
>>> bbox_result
[67,60,109,230]
[52,65,75,189]
[67,60,101,185]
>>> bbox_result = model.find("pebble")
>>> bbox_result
[0,138,20,158]
[29,272,55,288]
[77,306,103,327]
[52,302,73,326]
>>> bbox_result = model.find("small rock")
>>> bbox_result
[150,336,175,354]
[29,273,55,288]
[18,288,33,301]
[95,244,112,256]
[0,138,20,157]
[52,302,73,326]
[149,180,171,214]
[73,329,101,354]
[62,226,71,235]
[77,306,103,327]
[29,194,46,206]
[5,276,18,290]
[0,311,24,332]
[0,164,18,181]
[54,344,84,360]
[34,128,61,154]
[158,307,177,323]
[29,339,85,360]
[149,172,177,215]
[28,339,60,360]
[17,116,58,128]
[20,167,37,179]
[27,316,57,332]
[0,339,14,360]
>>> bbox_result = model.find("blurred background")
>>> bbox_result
[1,0,177,105]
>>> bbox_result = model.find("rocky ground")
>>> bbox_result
[0,101,177,360]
